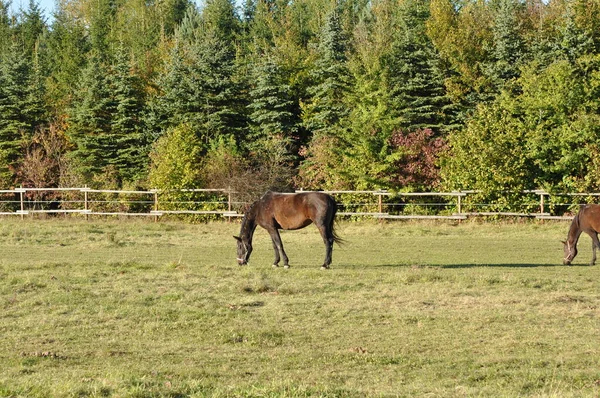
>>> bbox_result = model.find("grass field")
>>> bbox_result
[0,218,599,397]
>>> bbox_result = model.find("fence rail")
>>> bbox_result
[0,187,591,220]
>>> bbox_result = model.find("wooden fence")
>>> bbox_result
[0,187,592,220]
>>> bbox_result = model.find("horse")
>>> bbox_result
[562,204,600,265]
[233,191,343,269]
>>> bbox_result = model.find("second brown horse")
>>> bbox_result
[562,204,600,265]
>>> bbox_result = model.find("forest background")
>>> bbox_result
[1,0,600,210]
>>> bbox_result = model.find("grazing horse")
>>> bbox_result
[233,191,342,269]
[562,204,600,265]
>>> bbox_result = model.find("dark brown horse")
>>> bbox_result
[562,204,600,265]
[234,191,342,269]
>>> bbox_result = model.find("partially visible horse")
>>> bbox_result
[233,191,342,269]
[562,204,600,265]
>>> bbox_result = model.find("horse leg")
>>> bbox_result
[270,238,281,267]
[316,223,333,270]
[591,232,600,265]
[267,228,289,268]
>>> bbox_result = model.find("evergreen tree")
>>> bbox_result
[486,0,526,91]
[0,40,46,185]
[16,0,46,57]
[554,3,594,64]
[299,8,352,189]
[145,39,191,138]
[0,0,11,54]
[88,0,116,61]
[44,6,90,113]
[385,0,451,133]
[67,52,116,180]
[247,55,297,160]
[148,2,245,145]
[110,43,147,181]
[303,9,351,137]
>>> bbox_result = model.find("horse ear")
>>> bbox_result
[233,236,241,241]
[560,240,566,245]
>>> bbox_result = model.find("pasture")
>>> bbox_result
[0,219,599,397]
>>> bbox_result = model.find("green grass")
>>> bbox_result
[0,218,599,397]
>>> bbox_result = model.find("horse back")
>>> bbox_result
[267,192,331,230]
[578,204,600,232]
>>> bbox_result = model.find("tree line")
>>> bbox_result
[1,0,600,209]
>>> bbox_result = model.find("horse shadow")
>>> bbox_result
[371,262,587,269]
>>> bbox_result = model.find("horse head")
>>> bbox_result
[561,240,577,265]
[234,235,253,265]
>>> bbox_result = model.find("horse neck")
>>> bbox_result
[240,207,257,243]
[567,214,582,245]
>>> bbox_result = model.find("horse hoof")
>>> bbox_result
[320,266,329,270]
[284,265,290,269]
[272,264,279,268]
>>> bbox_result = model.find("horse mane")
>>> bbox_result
[567,208,582,242]
[239,200,259,239]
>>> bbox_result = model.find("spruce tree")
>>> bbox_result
[385,0,450,133]
[0,40,46,185]
[16,0,46,57]
[247,55,297,160]
[44,6,90,112]
[0,1,11,54]
[554,4,594,64]
[299,9,352,189]
[67,52,116,179]
[303,9,351,137]
[110,44,147,181]
[486,0,526,91]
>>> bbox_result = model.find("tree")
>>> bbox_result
[440,97,533,211]
[247,55,297,160]
[0,0,11,54]
[385,0,451,133]
[486,0,526,92]
[149,123,203,190]
[110,43,148,181]
[0,40,46,185]
[15,0,46,57]
[298,8,352,189]
[43,5,90,113]
[427,0,495,118]
[66,51,116,181]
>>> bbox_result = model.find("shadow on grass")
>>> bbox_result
[440,263,568,269]
[366,263,588,269]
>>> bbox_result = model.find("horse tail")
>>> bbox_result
[328,195,344,246]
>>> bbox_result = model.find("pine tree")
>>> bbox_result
[67,52,116,179]
[303,9,351,137]
[554,3,594,64]
[0,40,46,185]
[147,2,245,145]
[0,1,11,54]
[247,55,297,161]
[486,0,526,91]
[16,0,46,57]
[385,0,450,133]
[110,44,147,181]
[44,6,90,113]
[298,9,352,189]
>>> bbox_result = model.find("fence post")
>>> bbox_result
[457,192,462,215]
[227,187,232,223]
[153,190,159,222]
[539,192,545,215]
[19,185,24,220]
[84,186,89,221]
